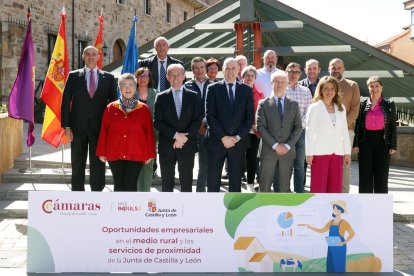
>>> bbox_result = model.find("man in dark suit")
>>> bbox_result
[256,71,302,192]
[184,57,212,192]
[137,36,183,92]
[205,58,254,192]
[154,64,201,192]
[61,46,117,191]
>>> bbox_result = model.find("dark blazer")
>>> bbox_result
[256,96,303,160]
[353,97,397,150]
[138,55,183,90]
[61,68,117,136]
[154,87,202,155]
[204,80,254,149]
[184,79,213,122]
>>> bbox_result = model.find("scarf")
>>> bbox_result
[119,94,139,113]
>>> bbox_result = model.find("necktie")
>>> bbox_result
[89,70,96,98]
[278,97,283,122]
[228,83,234,110]
[174,90,181,118]
[159,61,167,92]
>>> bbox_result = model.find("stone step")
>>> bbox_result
[2,168,115,184]
[0,200,27,219]
[14,158,110,169]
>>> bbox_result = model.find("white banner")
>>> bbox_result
[28,192,392,273]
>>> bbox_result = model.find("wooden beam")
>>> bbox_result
[263,45,351,56]
[262,20,303,32]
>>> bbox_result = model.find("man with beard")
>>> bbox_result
[255,50,279,98]
[328,58,360,193]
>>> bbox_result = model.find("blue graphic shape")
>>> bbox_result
[277,212,294,229]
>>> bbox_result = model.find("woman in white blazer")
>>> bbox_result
[305,76,351,193]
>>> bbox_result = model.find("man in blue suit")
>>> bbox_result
[137,36,183,92]
[184,57,212,192]
[205,58,254,192]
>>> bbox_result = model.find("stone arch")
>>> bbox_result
[112,39,126,62]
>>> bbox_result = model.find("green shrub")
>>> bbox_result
[0,104,7,113]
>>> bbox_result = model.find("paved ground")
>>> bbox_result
[0,123,413,275]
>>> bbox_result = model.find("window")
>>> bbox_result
[47,34,57,65]
[184,11,188,21]
[145,0,151,15]
[166,3,171,23]
[78,40,88,69]
[411,10,414,40]
[116,0,125,5]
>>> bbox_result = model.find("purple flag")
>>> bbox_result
[8,14,35,147]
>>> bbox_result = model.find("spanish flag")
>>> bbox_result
[94,15,104,70]
[40,7,69,147]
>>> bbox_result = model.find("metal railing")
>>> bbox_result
[397,108,414,126]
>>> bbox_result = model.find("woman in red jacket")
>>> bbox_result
[97,73,156,191]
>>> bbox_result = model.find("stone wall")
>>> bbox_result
[352,127,414,168]
[0,114,22,180]
[391,127,414,167]
[0,0,211,101]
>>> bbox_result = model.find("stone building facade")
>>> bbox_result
[0,0,217,102]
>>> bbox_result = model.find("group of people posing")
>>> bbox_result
[61,36,397,194]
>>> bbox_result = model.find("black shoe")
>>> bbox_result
[253,183,259,192]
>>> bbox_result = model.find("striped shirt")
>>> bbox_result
[285,83,312,127]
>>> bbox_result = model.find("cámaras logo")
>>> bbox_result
[42,199,101,214]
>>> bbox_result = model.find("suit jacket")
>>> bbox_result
[184,79,212,123]
[138,55,183,90]
[256,96,302,160]
[154,87,202,155]
[205,80,254,150]
[61,68,117,136]
[305,101,351,156]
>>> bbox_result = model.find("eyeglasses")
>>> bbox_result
[287,71,301,75]
[138,74,149,79]
[121,83,135,89]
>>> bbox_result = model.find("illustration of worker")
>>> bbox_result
[303,200,355,272]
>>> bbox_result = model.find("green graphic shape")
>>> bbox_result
[27,226,55,272]
[224,193,314,238]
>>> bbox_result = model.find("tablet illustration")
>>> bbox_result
[325,236,342,246]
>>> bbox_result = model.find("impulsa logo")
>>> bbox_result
[42,199,101,214]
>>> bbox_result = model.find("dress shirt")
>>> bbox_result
[84,67,98,91]
[223,81,241,141]
[255,67,279,98]
[365,97,385,130]
[195,79,207,98]
[157,57,168,91]
[271,95,291,151]
[173,86,184,103]
[224,81,235,99]
[173,86,184,140]
[299,77,320,97]
[285,83,312,127]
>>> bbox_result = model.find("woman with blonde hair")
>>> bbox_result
[305,76,351,193]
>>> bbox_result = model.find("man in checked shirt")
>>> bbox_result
[274,62,312,193]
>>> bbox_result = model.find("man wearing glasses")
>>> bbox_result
[273,62,312,193]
